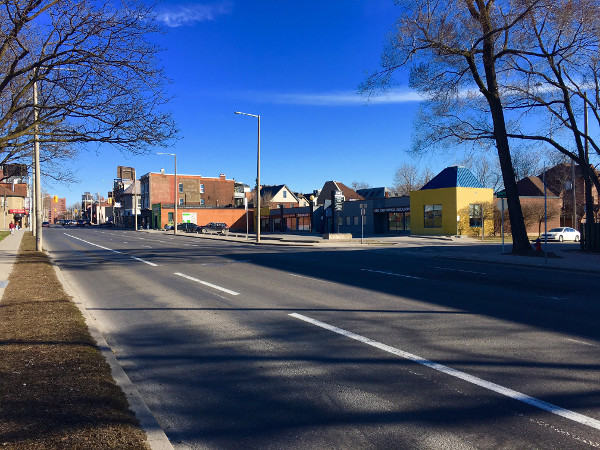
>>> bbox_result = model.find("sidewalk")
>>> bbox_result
[144,228,600,274]
[0,229,25,299]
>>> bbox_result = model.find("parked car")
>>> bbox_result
[42,221,50,227]
[76,220,91,227]
[177,222,197,233]
[164,223,174,230]
[196,222,229,235]
[540,227,580,242]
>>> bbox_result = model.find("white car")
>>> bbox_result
[540,227,580,242]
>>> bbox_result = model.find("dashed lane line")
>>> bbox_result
[174,272,240,296]
[64,234,157,267]
[360,268,423,280]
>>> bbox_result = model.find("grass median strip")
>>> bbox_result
[0,233,150,449]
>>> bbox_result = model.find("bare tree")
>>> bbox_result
[520,201,561,237]
[350,181,371,191]
[392,163,421,196]
[459,153,503,190]
[0,0,177,181]
[362,0,545,254]
[499,0,600,247]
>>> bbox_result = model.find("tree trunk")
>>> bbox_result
[490,98,533,254]
[477,2,532,255]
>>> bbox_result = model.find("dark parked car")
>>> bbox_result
[42,221,50,227]
[76,220,91,227]
[196,222,229,235]
[177,222,197,233]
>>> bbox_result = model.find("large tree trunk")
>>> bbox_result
[478,2,532,255]
[489,98,533,254]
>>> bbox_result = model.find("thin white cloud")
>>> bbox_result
[156,2,232,28]
[240,89,423,106]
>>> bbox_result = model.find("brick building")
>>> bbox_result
[139,171,239,228]
[43,195,66,223]
[0,183,28,229]
[541,163,599,228]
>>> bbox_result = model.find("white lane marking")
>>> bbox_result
[131,256,158,267]
[538,295,567,301]
[566,338,599,347]
[65,234,122,254]
[289,313,600,432]
[289,273,338,285]
[361,268,423,280]
[65,234,157,266]
[141,245,152,248]
[174,272,240,296]
[429,266,487,275]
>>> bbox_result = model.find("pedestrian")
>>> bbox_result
[8,221,14,235]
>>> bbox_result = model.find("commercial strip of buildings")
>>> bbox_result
[79,163,598,238]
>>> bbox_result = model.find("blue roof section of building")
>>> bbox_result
[420,166,484,190]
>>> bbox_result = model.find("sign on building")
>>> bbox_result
[182,212,197,224]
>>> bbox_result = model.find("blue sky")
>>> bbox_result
[48,1,457,206]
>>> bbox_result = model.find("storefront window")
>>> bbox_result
[469,204,482,227]
[424,204,442,228]
[389,213,403,231]
[298,216,310,231]
[389,212,410,231]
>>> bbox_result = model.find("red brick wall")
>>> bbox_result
[519,197,562,235]
[158,206,254,231]
[149,173,235,206]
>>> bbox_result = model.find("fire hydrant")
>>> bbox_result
[535,238,542,252]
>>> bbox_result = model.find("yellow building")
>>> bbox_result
[410,166,493,236]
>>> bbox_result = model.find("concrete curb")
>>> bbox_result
[0,230,25,300]
[49,254,174,450]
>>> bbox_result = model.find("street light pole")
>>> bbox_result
[34,80,42,251]
[157,152,177,235]
[133,168,137,231]
[235,111,261,243]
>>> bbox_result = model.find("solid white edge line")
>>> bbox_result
[360,268,423,280]
[174,272,240,296]
[288,313,600,432]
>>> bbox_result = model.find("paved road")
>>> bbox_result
[44,227,600,449]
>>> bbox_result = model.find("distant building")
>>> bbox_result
[356,187,390,200]
[0,182,28,229]
[137,170,237,229]
[81,192,93,220]
[410,166,494,236]
[43,195,66,223]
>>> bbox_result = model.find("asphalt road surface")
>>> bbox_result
[44,227,600,449]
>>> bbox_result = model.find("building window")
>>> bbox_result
[469,204,482,227]
[424,204,442,228]
[178,198,183,206]
[345,216,351,226]
[283,191,287,198]
[200,199,205,206]
[168,212,173,222]
[200,184,204,193]
[179,183,183,193]
[354,216,359,226]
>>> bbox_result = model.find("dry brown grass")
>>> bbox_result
[0,233,149,449]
